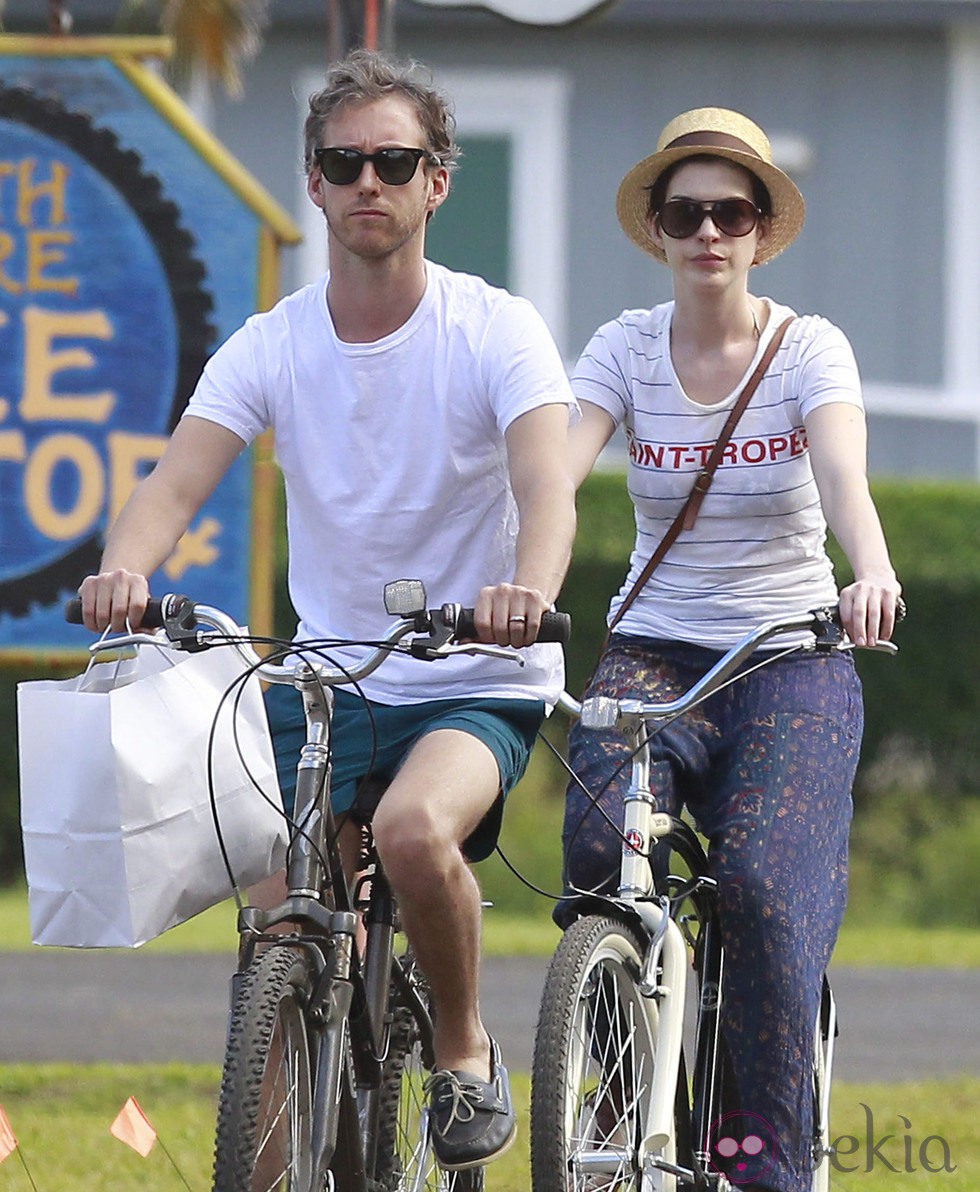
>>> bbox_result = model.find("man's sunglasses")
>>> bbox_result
[657,197,761,240]
[313,146,438,187]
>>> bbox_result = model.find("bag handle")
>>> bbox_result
[79,627,178,691]
[603,315,795,644]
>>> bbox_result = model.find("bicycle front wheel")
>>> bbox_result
[531,914,672,1192]
[373,965,484,1192]
[213,948,316,1192]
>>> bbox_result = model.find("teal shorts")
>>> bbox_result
[263,684,545,861]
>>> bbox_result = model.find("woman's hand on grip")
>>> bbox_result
[837,574,902,647]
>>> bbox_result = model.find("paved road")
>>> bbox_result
[1,951,978,1082]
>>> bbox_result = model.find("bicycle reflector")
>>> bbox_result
[384,579,428,618]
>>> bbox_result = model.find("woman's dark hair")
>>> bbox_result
[645,154,772,221]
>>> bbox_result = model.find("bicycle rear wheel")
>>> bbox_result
[213,948,316,1192]
[810,981,836,1192]
[373,965,484,1192]
[531,914,673,1192]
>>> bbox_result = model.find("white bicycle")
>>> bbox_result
[531,604,901,1192]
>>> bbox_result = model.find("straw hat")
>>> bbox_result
[616,107,806,265]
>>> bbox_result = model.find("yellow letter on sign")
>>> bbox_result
[20,306,116,422]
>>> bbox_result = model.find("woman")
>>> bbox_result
[561,108,902,1192]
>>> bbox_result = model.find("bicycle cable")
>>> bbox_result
[201,632,396,907]
[510,638,809,906]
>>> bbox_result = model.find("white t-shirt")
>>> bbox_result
[186,261,576,704]
[573,299,864,647]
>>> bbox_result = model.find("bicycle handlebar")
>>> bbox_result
[64,588,572,689]
[64,593,186,631]
[578,601,904,730]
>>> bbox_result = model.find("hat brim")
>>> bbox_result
[616,145,805,265]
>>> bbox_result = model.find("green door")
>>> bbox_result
[426,134,511,289]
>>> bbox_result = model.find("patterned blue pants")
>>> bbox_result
[560,636,863,1192]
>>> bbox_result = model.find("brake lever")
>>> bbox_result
[413,640,526,665]
[835,639,899,656]
[811,598,905,658]
[403,602,528,664]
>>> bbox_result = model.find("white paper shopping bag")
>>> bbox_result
[17,641,288,947]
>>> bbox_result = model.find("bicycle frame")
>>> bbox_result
[233,660,437,1192]
[616,708,690,1169]
[118,601,434,1192]
[579,707,719,1189]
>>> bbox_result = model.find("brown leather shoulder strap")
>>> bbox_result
[604,315,795,640]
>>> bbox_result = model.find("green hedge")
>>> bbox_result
[1,474,977,886]
[562,472,980,802]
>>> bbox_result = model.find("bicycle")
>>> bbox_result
[68,579,570,1192]
[530,604,901,1192]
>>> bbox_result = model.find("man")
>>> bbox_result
[78,50,575,1170]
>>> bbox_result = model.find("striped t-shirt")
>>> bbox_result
[573,298,864,647]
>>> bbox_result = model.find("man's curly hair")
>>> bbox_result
[304,49,460,175]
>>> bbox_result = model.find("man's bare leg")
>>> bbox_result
[369,728,500,1081]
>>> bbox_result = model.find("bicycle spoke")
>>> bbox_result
[254,1056,300,1189]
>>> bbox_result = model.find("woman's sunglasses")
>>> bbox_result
[313,146,438,187]
[657,197,761,240]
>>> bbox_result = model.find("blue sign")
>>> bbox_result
[0,45,300,652]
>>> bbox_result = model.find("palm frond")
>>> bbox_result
[163,0,269,96]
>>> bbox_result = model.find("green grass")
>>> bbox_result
[2,881,980,966]
[5,724,979,964]
[483,911,980,968]
[0,884,239,956]
[825,1080,977,1189]
[0,1064,219,1192]
[0,1066,975,1192]
[829,922,980,969]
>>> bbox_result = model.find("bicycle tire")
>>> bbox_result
[530,914,675,1192]
[810,982,835,1192]
[373,965,484,1192]
[212,948,316,1192]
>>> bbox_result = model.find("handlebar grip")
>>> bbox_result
[454,607,571,644]
[535,609,572,643]
[64,595,172,630]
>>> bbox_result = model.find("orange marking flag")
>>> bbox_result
[109,1097,158,1157]
[0,1104,18,1165]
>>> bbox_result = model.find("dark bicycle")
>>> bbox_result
[70,579,570,1192]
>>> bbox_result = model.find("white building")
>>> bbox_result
[6,0,980,476]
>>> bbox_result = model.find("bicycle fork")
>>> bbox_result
[309,912,360,1190]
[585,712,680,1190]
